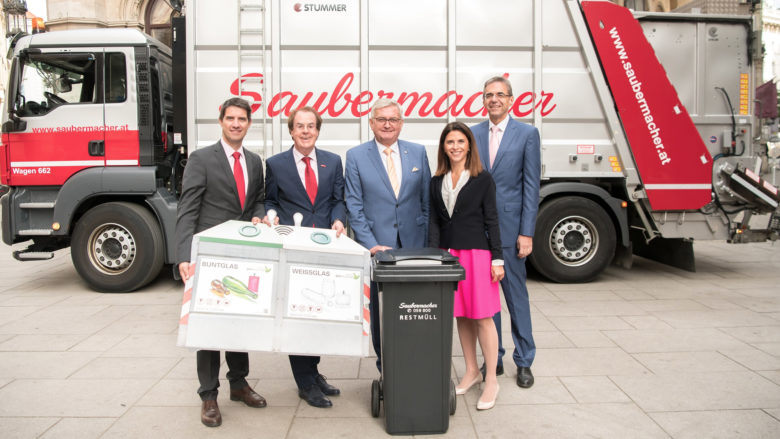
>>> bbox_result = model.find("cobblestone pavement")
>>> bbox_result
[0,240,779,438]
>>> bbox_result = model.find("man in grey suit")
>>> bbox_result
[176,97,268,427]
[471,76,541,389]
[345,99,431,370]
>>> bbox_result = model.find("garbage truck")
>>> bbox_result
[1,0,778,292]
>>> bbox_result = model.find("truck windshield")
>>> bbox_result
[16,53,96,117]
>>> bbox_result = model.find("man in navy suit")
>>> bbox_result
[263,106,346,408]
[345,99,431,370]
[471,76,541,389]
[176,97,268,427]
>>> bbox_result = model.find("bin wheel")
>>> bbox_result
[371,379,381,417]
[449,379,457,415]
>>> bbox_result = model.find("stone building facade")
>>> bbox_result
[45,0,178,46]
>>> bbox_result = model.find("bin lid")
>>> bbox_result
[371,248,465,282]
[195,220,283,248]
[374,247,458,265]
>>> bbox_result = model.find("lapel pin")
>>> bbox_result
[412,167,419,172]
[320,164,326,167]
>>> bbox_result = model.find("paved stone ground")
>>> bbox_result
[0,239,779,438]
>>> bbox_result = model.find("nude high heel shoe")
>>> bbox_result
[476,384,499,410]
[455,375,482,395]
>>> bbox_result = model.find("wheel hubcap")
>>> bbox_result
[549,216,599,267]
[86,223,136,274]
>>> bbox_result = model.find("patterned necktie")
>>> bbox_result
[384,147,400,198]
[232,151,245,209]
[489,125,500,169]
[302,156,317,204]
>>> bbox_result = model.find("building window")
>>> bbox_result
[144,0,181,47]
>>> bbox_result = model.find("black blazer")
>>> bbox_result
[175,141,266,264]
[428,170,502,260]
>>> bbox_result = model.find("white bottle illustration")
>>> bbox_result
[335,290,351,307]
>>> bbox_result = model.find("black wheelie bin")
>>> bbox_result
[370,248,465,435]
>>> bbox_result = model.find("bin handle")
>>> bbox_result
[374,249,458,265]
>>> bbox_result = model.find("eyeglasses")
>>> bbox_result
[374,117,402,125]
[484,92,511,100]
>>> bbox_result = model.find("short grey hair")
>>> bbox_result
[370,98,403,119]
[483,76,513,97]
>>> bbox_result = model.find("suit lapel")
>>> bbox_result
[214,142,242,210]
[398,141,411,199]
[245,151,263,211]
[451,173,476,214]
[284,147,311,205]
[313,149,330,205]
[368,141,396,197]
[492,118,517,171]
[433,176,450,221]
[477,124,490,171]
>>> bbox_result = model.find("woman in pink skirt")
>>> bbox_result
[429,122,504,410]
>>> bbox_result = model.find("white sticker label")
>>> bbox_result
[287,265,362,322]
[745,168,760,183]
[193,257,275,316]
[577,145,595,154]
[763,180,778,195]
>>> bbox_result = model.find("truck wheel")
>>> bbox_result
[529,197,616,283]
[71,202,164,292]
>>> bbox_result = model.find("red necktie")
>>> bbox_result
[303,156,317,204]
[232,151,246,209]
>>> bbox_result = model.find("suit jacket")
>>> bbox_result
[176,141,266,264]
[472,117,541,247]
[264,147,346,228]
[345,139,431,249]
[428,171,502,260]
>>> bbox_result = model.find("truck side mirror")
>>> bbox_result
[56,76,72,93]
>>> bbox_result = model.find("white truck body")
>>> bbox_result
[1,0,777,292]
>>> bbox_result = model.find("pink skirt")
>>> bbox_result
[449,248,500,319]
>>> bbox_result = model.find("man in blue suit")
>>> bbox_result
[345,99,431,370]
[263,106,346,408]
[472,76,541,389]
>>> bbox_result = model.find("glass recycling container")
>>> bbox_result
[177,220,371,357]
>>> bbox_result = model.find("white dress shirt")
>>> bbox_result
[488,115,510,147]
[292,147,319,188]
[376,140,402,187]
[442,170,470,217]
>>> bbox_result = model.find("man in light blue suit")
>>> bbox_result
[471,76,541,389]
[345,99,431,370]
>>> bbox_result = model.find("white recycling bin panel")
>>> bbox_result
[177,220,371,357]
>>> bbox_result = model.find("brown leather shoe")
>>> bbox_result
[230,386,267,408]
[201,400,221,427]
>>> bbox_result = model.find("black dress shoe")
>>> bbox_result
[299,384,333,408]
[201,400,222,427]
[517,366,534,388]
[315,374,340,396]
[480,363,505,381]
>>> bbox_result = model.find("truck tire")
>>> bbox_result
[529,197,616,283]
[71,202,164,292]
